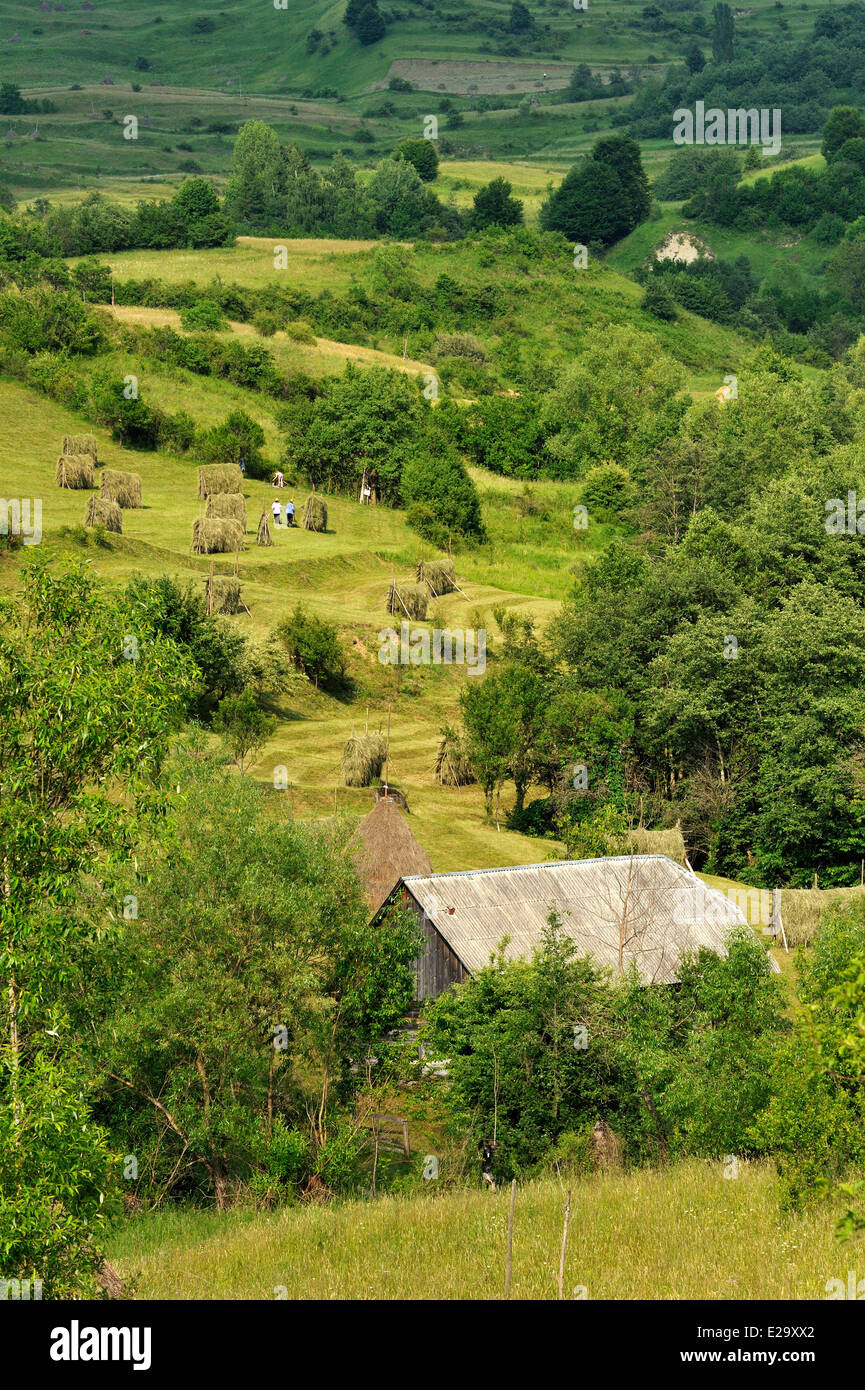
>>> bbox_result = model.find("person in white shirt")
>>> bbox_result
[271,498,282,527]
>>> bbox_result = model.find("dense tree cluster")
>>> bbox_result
[623,5,865,139]
[452,334,865,886]
[539,136,651,247]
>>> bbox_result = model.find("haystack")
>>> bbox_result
[435,727,476,787]
[203,575,243,615]
[206,492,247,529]
[303,495,327,532]
[620,825,686,866]
[592,1120,622,1173]
[777,885,865,947]
[84,496,122,533]
[417,558,456,597]
[352,795,434,913]
[101,468,141,509]
[386,580,428,621]
[341,732,387,788]
[63,433,98,465]
[192,517,243,554]
[256,510,272,546]
[197,463,244,499]
[55,454,94,489]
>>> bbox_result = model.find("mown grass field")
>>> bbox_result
[0,358,593,873]
[105,1159,851,1300]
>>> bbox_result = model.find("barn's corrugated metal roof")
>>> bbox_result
[393,855,767,984]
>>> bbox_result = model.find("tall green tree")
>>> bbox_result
[0,559,194,1293]
[80,759,421,1205]
[711,2,735,62]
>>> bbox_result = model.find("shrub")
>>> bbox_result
[641,278,678,321]
[285,319,316,344]
[180,299,226,331]
[433,330,487,365]
[276,603,346,689]
[403,446,486,546]
[253,309,280,337]
[579,463,634,517]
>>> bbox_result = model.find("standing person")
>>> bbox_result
[271,497,282,528]
[239,455,246,476]
[480,1140,496,1193]
[286,496,295,527]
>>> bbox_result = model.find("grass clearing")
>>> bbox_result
[105,1158,847,1300]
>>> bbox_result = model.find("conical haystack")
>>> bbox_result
[353,796,434,914]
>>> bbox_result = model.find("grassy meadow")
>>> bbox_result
[105,1159,850,1300]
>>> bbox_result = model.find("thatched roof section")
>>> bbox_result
[353,797,433,914]
[374,855,780,985]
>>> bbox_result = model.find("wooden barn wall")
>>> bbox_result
[386,890,467,999]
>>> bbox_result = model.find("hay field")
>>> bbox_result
[0,370,592,874]
[81,238,381,294]
[106,1158,845,1301]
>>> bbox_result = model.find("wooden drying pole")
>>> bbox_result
[504,1180,516,1300]
[557,1190,572,1301]
[382,705,392,795]
[771,888,789,953]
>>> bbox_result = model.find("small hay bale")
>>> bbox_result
[256,510,272,547]
[84,496,122,533]
[101,468,142,509]
[386,580,428,621]
[435,727,476,787]
[191,517,243,554]
[63,433,98,465]
[417,558,456,597]
[303,494,328,532]
[197,463,244,499]
[203,575,243,615]
[341,733,387,788]
[55,454,94,489]
[206,492,247,529]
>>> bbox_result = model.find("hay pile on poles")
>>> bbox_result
[100,468,142,509]
[202,574,244,615]
[84,496,122,533]
[191,517,243,555]
[63,433,98,466]
[417,558,457,597]
[55,454,94,489]
[206,492,247,530]
[303,494,327,532]
[256,510,272,546]
[197,463,244,499]
[341,733,388,787]
[386,580,428,621]
[352,795,434,912]
[435,726,476,787]
[620,825,686,865]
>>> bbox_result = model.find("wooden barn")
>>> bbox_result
[373,855,774,1002]
[353,795,434,915]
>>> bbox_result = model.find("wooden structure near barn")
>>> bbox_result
[372,855,778,1003]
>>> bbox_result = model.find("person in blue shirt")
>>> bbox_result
[286,497,296,527]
